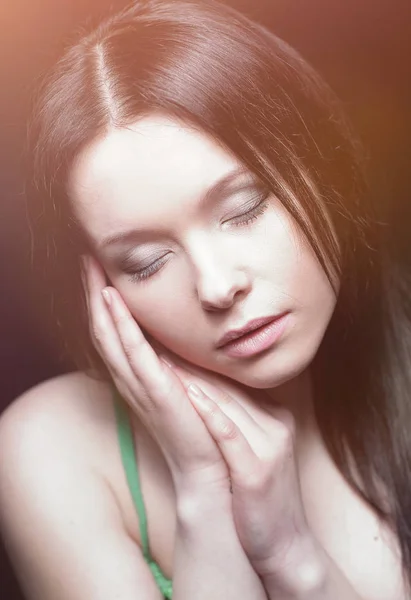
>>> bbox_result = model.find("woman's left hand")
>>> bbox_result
[159,353,313,577]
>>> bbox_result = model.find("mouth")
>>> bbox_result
[217,312,290,358]
[216,314,284,348]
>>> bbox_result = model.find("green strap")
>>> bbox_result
[113,388,173,599]
[113,387,151,560]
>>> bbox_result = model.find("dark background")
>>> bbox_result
[1,0,410,597]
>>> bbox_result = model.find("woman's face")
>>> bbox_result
[69,115,338,390]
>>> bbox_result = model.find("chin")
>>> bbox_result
[227,343,317,390]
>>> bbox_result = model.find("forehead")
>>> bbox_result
[69,116,238,233]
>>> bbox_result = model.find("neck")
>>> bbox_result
[264,367,318,441]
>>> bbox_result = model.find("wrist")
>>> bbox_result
[259,534,326,597]
[175,479,231,525]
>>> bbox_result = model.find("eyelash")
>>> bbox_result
[127,192,270,283]
[229,194,269,227]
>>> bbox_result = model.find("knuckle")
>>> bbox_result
[142,371,174,410]
[279,422,295,449]
[215,390,234,406]
[121,338,138,363]
[259,447,278,466]
[135,391,157,414]
[116,380,156,414]
[272,419,295,449]
[134,394,156,415]
[270,428,294,465]
[240,437,295,495]
[91,324,104,346]
[151,378,175,407]
[240,467,271,493]
[275,434,294,468]
[89,312,107,344]
[219,418,238,441]
[113,311,132,328]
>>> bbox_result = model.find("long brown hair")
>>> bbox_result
[27,0,411,589]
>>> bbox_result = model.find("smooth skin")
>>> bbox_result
[86,254,319,591]
[80,253,398,599]
[0,279,406,599]
[0,115,407,599]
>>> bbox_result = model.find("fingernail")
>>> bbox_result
[188,384,211,411]
[187,383,204,399]
[101,288,111,306]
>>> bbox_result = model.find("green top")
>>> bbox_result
[113,387,173,599]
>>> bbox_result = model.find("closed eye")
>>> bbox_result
[126,189,270,283]
[228,192,270,227]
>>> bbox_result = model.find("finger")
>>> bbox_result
[169,363,266,439]
[82,257,229,478]
[187,383,259,480]
[203,377,290,436]
[84,255,140,390]
[105,286,177,396]
[83,255,179,421]
[84,256,189,415]
[170,363,270,427]
[102,284,214,441]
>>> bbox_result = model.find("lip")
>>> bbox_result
[218,312,290,358]
[217,313,285,348]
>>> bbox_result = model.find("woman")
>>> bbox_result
[0,0,409,598]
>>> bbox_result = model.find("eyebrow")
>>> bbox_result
[98,165,251,250]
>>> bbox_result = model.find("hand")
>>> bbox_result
[80,253,230,495]
[163,358,313,576]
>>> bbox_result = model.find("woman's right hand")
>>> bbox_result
[81,253,230,497]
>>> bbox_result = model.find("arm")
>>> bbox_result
[79,256,268,597]
[164,365,366,600]
[260,533,365,599]
[0,386,164,600]
[0,382,268,600]
[172,483,268,600]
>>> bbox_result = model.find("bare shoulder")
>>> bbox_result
[0,371,119,504]
[0,371,115,458]
[0,372,164,600]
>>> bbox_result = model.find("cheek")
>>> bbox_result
[118,279,195,348]
[258,222,307,295]
[266,219,337,322]
[121,289,170,328]
[266,209,334,290]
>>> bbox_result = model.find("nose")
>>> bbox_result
[191,242,251,311]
